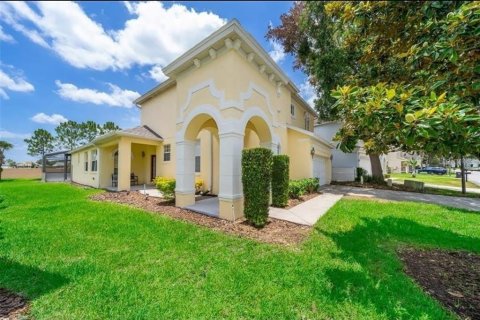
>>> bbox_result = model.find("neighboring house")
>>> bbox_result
[70,20,333,221]
[314,122,371,181]
[381,151,421,173]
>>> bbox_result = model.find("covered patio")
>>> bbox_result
[95,126,163,191]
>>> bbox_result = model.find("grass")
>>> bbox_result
[391,172,479,189]
[1,180,479,319]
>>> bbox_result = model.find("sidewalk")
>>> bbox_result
[269,192,343,226]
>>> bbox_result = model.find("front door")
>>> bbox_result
[151,155,156,181]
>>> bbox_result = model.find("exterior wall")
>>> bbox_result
[140,85,177,179]
[71,146,100,188]
[287,127,331,182]
[289,96,314,132]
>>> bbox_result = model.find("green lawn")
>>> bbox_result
[1,180,479,319]
[391,172,479,189]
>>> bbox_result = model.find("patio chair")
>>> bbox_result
[130,173,138,186]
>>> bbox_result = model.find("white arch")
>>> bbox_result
[177,104,230,141]
[237,107,280,146]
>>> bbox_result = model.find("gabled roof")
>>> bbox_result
[134,19,316,114]
[70,125,163,153]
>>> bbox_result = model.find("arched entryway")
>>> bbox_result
[176,113,220,215]
[243,115,273,150]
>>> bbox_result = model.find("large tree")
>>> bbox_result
[24,129,55,158]
[55,120,83,150]
[268,1,479,180]
[0,141,13,180]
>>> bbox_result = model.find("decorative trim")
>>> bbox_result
[209,48,217,59]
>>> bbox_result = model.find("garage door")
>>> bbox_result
[313,156,327,186]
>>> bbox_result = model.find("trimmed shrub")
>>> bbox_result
[154,177,176,200]
[242,148,273,228]
[356,167,367,182]
[288,180,305,199]
[271,155,289,207]
[288,177,320,199]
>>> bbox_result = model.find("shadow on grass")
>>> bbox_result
[318,217,479,318]
[0,257,69,300]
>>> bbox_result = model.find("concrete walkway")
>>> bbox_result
[322,185,480,212]
[184,197,219,217]
[269,192,344,226]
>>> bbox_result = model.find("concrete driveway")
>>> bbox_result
[321,185,480,212]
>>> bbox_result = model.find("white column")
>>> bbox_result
[260,141,279,154]
[175,140,195,195]
[117,139,131,191]
[218,132,244,200]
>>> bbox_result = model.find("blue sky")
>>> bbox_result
[0,1,313,162]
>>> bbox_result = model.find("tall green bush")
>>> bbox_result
[271,155,289,207]
[242,148,273,227]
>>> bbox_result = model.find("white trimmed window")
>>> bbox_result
[163,144,171,161]
[304,112,311,131]
[91,149,98,172]
[290,104,295,117]
[84,152,88,171]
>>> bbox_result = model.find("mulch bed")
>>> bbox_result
[0,288,27,319]
[285,192,321,209]
[91,192,311,246]
[398,248,480,319]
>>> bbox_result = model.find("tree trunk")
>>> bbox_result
[369,154,384,179]
[460,156,466,194]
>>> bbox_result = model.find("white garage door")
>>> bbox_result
[313,156,327,186]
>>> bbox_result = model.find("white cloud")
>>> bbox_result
[0,25,14,42]
[55,80,140,108]
[268,40,285,64]
[0,67,34,99]
[31,112,68,125]
[299,79,317,107]
[0,2,226,73]
[148,65,168,82]
[0,130,30,139]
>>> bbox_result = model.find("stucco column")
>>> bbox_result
[218,132,244,221]
[175,140,195,207]
[117,138,131,191]
[260,141,279,155]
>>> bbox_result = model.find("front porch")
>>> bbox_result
[95,127,163,191]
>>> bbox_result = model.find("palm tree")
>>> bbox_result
[0,140,14,180]
[408,158,418,177]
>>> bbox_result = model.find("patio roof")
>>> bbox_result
[70,125,163,153]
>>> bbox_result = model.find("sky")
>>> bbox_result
[0,1,314,162]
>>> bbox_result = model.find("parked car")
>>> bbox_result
[417,166,447,175]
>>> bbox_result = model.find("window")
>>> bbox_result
[194,140,201,173]
[290,104,295,117]
[304,112,310,131]
[84,152,88,171]
[91,149,98,172]
[163,144,171,161]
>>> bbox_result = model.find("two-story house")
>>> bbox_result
[70,20,333,220]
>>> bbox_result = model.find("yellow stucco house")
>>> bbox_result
[71,20,333,220]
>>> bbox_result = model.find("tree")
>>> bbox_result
[24,129,55,158]
[80,121,101,143]
[269,1,478,181]
[55,120,83,150]
[99,121,120,135]
[0,141,13,180]
[6,159,16,168]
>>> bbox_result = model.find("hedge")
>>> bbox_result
[288,178,319,199]
[271,155,289,207]
[242,147,273,227]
